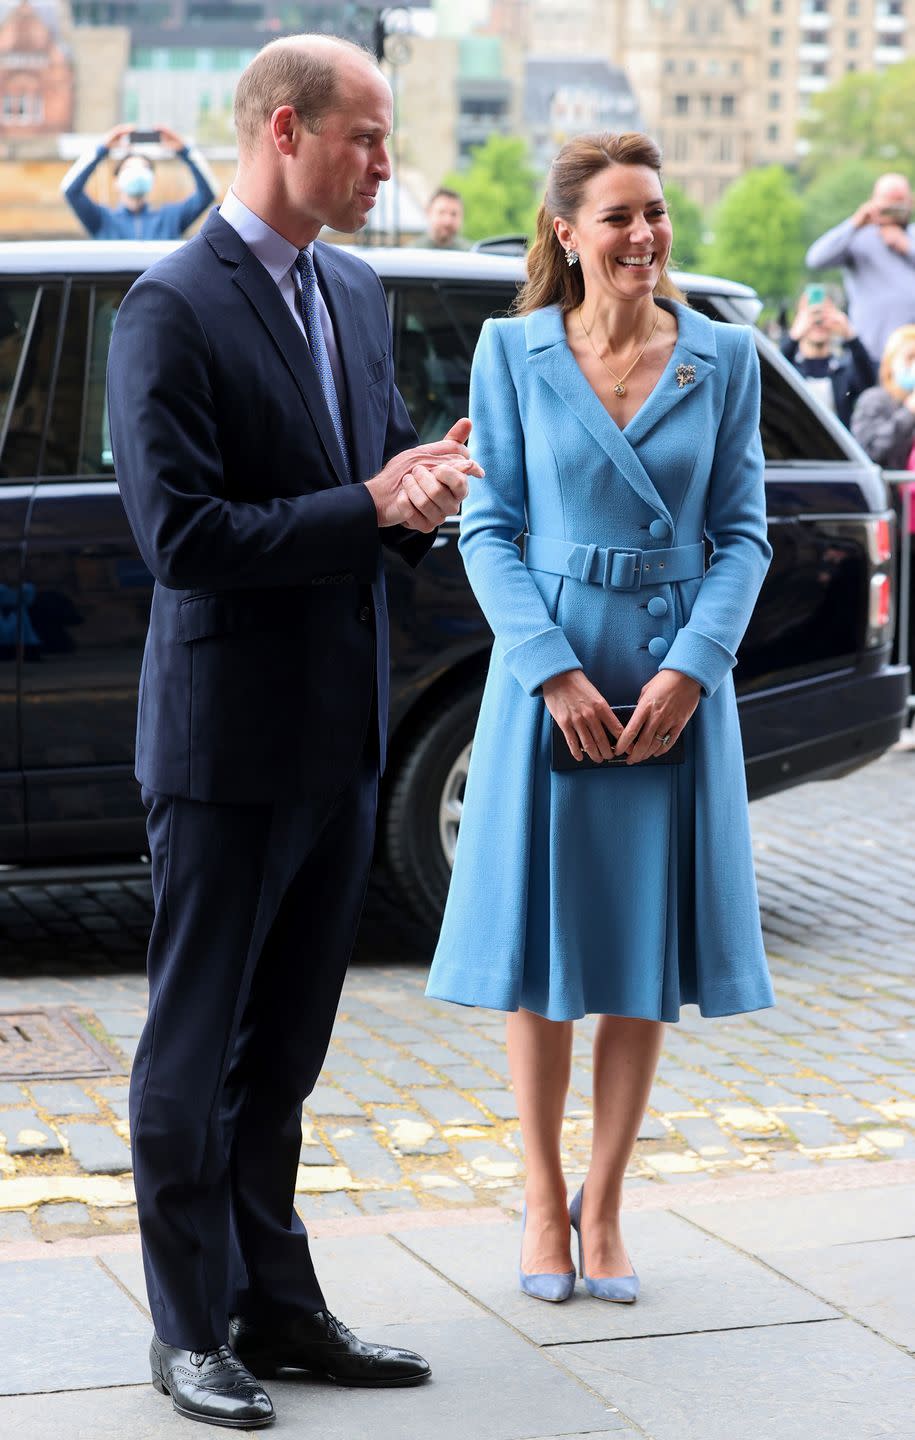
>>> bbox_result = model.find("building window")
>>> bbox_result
[772,0,783,10]
[701,93,713,115]
[769,58,782,76]
[664,58,676,74]
[768,90,782,109]
[721,94,736,115]
[770,28,783,45]
[731,59,741,75]
[847,0,859,12]
[847,59,858,70]
[767,123,780,142]
[674,94,689,115]
[847,28,858,44]
[673,133,690,161]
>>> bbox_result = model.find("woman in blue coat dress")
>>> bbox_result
[425,133,775,1303]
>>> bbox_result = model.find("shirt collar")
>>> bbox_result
[219,187,311,283]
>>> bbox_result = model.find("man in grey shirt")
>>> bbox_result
[806,173,915,367]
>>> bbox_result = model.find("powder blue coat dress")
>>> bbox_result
[425,299,775,1023]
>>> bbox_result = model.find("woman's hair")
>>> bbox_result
[879,324,915,402]
[514,132,685,316]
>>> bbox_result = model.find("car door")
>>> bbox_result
[20,275,151,860]
[0,276,65,862]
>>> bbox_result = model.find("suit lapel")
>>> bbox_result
[621,302,717,449]
[314,243,371,485]
[203,213,350,487]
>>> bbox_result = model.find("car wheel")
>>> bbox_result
[384,685,482,931]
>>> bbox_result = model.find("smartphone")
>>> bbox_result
[130,129,161,144]
[804,283,826,306]
[879,205,910,224]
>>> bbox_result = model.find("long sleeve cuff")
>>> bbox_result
[502,625,582,696]
[659,627,736,698]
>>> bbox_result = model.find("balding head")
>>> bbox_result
[872,172,913,219]
[234,34,379,155]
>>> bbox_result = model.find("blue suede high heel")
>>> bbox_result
[569,1186,640,1303]
[518,1204,576,1303]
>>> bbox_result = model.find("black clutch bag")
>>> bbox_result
[550,706,686,772]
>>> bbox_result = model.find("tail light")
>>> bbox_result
[864,515,895,649]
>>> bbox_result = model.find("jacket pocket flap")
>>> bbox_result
[177,594,233,643]
[366,353,387,385]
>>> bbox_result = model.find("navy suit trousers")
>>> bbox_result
[129,751,378,1349]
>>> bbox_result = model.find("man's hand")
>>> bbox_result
[364,418,482,530]
[788,293,811,342]
[823,298,853,339]
[852,201,878,229]
[156,124,188,153]
[881,224,911,256]
[102,123,134,151]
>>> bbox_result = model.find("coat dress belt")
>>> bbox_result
[523,534,705,592]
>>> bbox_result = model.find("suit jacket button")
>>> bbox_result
[359,605,372,623]
[648,636,669,659]
[649,518,671,540]
[647,596,669,617]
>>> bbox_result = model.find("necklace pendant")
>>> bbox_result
[614,381,626,398]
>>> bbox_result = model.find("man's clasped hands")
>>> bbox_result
[365,418,480,532]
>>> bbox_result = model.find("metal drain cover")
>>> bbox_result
[0,1008,126,1080]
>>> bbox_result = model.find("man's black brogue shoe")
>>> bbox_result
[228,1310,431,1387]
[150,1337,275,1428]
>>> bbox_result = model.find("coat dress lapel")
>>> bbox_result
[203,211,350,487]
[525,300,717,522]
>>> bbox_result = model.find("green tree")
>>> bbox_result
[663,181,704,272]
[801,61,915,180]
[442,135,542,243]
[701,166,806,308]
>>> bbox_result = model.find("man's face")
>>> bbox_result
[290,60,392,234]
[428,195,463,243]
[873,178,912,226]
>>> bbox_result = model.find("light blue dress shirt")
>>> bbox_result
[219,187,348,416]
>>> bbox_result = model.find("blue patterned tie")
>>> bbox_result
[294,249,351,481]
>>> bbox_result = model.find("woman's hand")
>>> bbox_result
[542,670,622,762]
[614,669,702,765]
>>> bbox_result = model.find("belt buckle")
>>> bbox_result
[608,550,642,590]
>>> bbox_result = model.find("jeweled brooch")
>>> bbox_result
[675,364,697,388]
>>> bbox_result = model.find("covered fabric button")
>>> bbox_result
[647,597,669,618]
[648,636,670,658]
[649,518,671,540]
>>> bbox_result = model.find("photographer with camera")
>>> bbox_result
[60,122,218,240]
[806,173,915,368]
[781,286,874,427]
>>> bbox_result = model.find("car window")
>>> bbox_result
[687,292,848,464]
[39,282,129,477]
[0,282,62,481]
[393,283,516,442]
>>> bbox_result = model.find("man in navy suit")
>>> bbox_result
[107,33,475,1430]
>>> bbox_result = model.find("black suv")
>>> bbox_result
[0,242,908,927]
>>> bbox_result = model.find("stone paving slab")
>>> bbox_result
[674,1183,915,1253]
[396,1212,837,1346]
[759,1236,915,1352]
[0,1318,631,1440]
[0,1107,63,1157]
[556,1319,915,1440]
[0,1257,150,1395]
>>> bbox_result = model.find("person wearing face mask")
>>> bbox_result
[781,288,874,427]
[426,132,773,1305]
[852,325,915,666]
[60,122,218,240]
[805,173,915,368]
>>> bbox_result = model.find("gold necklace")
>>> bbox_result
[579,305,660,398]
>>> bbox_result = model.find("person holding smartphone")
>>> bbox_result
[806,173,915,367]
[780,286,874,427]
[60,122,218,239]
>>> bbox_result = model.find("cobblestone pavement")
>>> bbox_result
[0,750,913,1241]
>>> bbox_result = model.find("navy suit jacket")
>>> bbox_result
[107,209,431,806]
